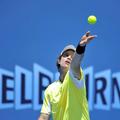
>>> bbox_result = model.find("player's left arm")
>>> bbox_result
[70,31,96,80]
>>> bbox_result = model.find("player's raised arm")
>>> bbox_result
[70,31,96,80]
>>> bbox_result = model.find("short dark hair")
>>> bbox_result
[56,55,61,72]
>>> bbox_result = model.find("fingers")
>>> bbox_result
[80,31,97,46]
[87,35,96,40]
[85,31,97,38]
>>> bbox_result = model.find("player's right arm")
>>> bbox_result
[38,88,51,120]
[38,113,50,120]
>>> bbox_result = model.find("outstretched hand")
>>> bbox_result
[80,31,97,46]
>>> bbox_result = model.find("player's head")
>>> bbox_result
[56,44,76,72]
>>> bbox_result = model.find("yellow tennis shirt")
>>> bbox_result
[41,69,90,120]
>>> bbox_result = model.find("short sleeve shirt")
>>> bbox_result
[41,69,90,120]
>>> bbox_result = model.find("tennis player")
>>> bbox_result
[38,31,96,120]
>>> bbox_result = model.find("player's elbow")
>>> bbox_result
[38,113,50,120]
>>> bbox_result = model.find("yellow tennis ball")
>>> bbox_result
[88,15,97,24]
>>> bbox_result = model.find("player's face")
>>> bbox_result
[58,50,75,71]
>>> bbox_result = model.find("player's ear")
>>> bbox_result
[57,55,62,64]
[56,56,61,70]
[57,58,60,64]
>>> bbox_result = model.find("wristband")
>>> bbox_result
[76,44,86,54]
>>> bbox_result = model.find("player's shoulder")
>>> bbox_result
[45,80,61,92]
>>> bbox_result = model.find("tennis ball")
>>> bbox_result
[88,15,97,24]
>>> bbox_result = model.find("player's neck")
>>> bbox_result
[59,71,67,83]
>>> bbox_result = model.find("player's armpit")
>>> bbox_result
[38,113,50,120]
